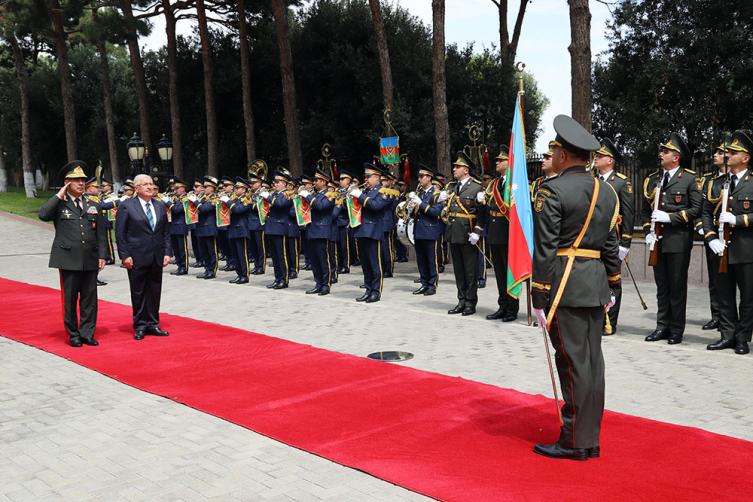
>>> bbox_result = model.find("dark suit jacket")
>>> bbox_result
[38,194,106,271]
[115,196,172,267]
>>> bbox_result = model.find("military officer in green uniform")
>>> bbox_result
[642,133,703,345]
[530,141,556,202]
[697,141,728,331]
[531,115,621,461]
[436,151,487,316]
[702,131,753,355]
[593,138,634,334]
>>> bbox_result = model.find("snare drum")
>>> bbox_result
[396,217,415,247]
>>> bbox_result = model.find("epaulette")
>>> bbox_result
[646,170,659,178]
[85,195,100,202]
[702,171,715,177]
[685,169,696,175]
[616,172,628,179]
[378,187,399,197]
[471,178,483,186]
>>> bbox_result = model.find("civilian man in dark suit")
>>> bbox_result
[115,174,173,340]
[38,161,106,347]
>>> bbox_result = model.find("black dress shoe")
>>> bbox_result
[448,305,465,315]
[383,272,393,278]
[735,341,750,354]
[365,294,380,303]
[707,339,735,350]
[191,262,203,268]
[398,257,408,263]
[197,273,207,279]
[229,277,240,284]
[289,272,298,280]
[236,277,249,284]
[306,287,322,294]
[203,273,216,279]
[353,260,361,266]
[222,265,234,272]
[645,329,669,342]
[359,284,367,289]
[702,319,720,330]
[438,266,445,273]
[318,288,330,296]
[356,293,370,302]
[588,446,600,458]
[80,338,99,346]
[146,326,169,337]
[331,278,338,284]
[502,313,518,322]
[413,286,428,295]
[105,258,114,265]
[423,289,436,296]
[97,280,107,286]
[667,333,683,345]
[170,269,188,276]
[273,282,288,289]
[533,442,588,461]
[253,269,264,275]
[478,280,486,289]
[69,339,82,347]
[266,282,279,289]
[134,331,145,340]
[486,308,507,320]
[462,306,476,316]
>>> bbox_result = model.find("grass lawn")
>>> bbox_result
[0,186,57,221]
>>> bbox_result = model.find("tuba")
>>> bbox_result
[248,159,268,182]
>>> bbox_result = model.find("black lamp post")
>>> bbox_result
[127,133,146,176]
[157,134,174,169]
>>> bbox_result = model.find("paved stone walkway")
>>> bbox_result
[1,211,752,500]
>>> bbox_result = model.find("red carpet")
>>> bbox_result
[1,277,751,501]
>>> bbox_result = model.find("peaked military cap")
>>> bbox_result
[247,172,262,183]
[234,176,250,189]
[453,151,477,172]
[101,178,113,187]
[172,177,187,188]
[85,178,100,188]
[417,164,435,178]
[727,131,753,155]
[363,163,383,177]
[167,176,176,185]
[315,167,332,183]
[483,170,495,180]
[596,138,622,163]
[338,169,353,181]
[660,132,690,160]
[261,180,271,189]
[496,144,510,161]
[552,115,601,155]
[543,141,555,157]
[58,160,89,181]
[300,173,314,184]
[204,175,219,188]
[273,170,293,183]
[221,176,234,186]
[431,176,444,189]
[193,177,204,187]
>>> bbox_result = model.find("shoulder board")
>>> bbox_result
[647,170,659,178]
[702,171,715,178]
[615,172,628,179]
[471,178,482,186]
[538,188,552,197]
[684,169,696,175]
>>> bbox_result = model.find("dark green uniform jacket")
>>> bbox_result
[444,178,486,244]
[702,171,753,265]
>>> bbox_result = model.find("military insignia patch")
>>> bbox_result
[62,209,72,219]
[675,195,682,203]
[87,206,98,214]
[535,196,545,212]
[696,181,702,191]
[382,194,387,200]
[463,199,471,206]
[744,201,750,210]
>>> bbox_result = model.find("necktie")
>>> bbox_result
[74,198,81,212]
[145,202,155,230]
[730,174,737,192]
[662,171,670,191]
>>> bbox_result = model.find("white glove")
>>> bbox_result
[652,210,671,223]
[220,195,230,203]
[618,246,629,261]
[534,308,547,328]
[437,191,448,203]
[298,190,310,198]
[350,189,362,198]
[188,194,197,202]
[476,191,485,203]
[406,202,415,214]
[709,239,726,256]
[645,233,656,246]
[719,212,736,225]
[606,295,616,312]
[410,194,422,205]
[468,232,480,245]
[160,196,169,203]
[259,191,270,199]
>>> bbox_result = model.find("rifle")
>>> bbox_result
[718,133,732,273]
[648,175,663,266]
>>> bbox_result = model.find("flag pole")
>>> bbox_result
[515,62,533,327]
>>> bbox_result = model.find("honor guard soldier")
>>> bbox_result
[530,142,556,202]
[485,145,519,322]
[594,138,634,334]
[336,170,353,273]
[189,178,205,268]
[226,177,252,284]
[260,170,294,289]
[698,141,728,331]
[217,176,235,271]
[703,131,753,355]
[437,152,487,316]
[191,176,220,279]
[350,164,392,302]
[299,174,314,271]
[531,115,621,461]
[301,168,337,295]
[246,173,266,275]
[407,165,442,295]
[166,177,190,275]
[642,133,703,345]
[476,170,492,289]
[38,161,106,347]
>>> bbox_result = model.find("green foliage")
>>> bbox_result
[0,186,56,218]
[593,0,753,167]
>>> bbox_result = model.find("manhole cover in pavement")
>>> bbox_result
[367,351,414,362]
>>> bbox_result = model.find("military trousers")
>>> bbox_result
[217,229,231,265]
[329,240,338,281]
[705,245,721,322]
[414,238,439,291]
[197,236,218,275]
[104,227,115,262]
[170,234,189,272]
[450,242,479,307]
[230,237,250,280]
[653,247,692,334]
[381,231,394,275]
[337,227,350,271]
[286,234,299,276]
[59,269,98,342]
[268,234,288,284]
[249,230,265,272]
[549,305,605,449]
[490,243,519,314]
[190,230,203,264]
[394,229,407,261]
[308,238,331,289]
[360,237,383,297]
[717,262,753,343]
[349,232,360,265]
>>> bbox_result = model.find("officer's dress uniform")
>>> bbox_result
[195,192,219,278]
[329,194,342,282]
[217,178,235,270]
[265,190,293,287]
[304,186,336,293]
[167,194,190,273]
[189,179,204,267]
[699,169,723,327]
[98,194,118,264]
[487,175,520,318]
[39,182,106,345]
[412,185,442,293]
[228,193,252,283]
[354,182,391,301]
[247,190,266,274]
[703,164,753,352]
[380,188,398,277]
[641,166,702,337]
[287,204,300,278]
[336,187,351,273]
[531,166,622,452]
[394,190,409,262]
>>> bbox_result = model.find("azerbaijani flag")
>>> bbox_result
[504,95,534,298]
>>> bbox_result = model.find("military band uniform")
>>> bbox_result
[381,188,398,277]
[641,165,703,338]
[98,195,118,264]
[247,189,266,274]
[354,172,391,301]
[190,179,204,267]
[329,192,342,282]
[227,189,252,283]
[286,205,300,279]
[336,184,351,273]
[167,193,190,274]
[412,185,442,293]
[486,176,519,318]
[476,203,489,288]
[304,177,337,294]
[264,188,293,287]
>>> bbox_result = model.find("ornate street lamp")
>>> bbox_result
[127,133,146,175]
[157,134,173,168]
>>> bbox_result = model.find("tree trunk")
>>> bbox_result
[196,0,219,177]
[0,117,7,192]
[493,0,528,61]
[163,0,184,178]
[237,0,257,164]
[271,0,303,177]
[121,0,153,158]
[431,0,451,177]
[50,0,77,162]
[10,36,35,197]
[368,0,394,111]
[92,9,121,185]
[568,0,592,129]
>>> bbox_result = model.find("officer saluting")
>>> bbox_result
[703,131,753,355]
[531,115,621,461]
